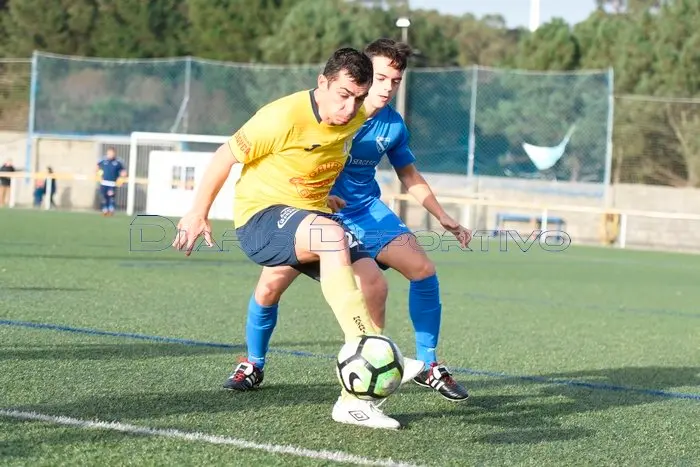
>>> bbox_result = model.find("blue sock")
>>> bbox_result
[245,294,278,370]
[408,274,442,365]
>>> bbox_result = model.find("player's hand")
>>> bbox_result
[439,214,472,248]
[327,195,346,213]
[172,211,214,256]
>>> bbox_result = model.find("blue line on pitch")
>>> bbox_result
[1,318,699,402]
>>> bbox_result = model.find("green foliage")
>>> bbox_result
[513,19,581,71]
[453,14,521,66]
[90,0,189,58]
[186,0,298,62]
[1,0,99,56]
[259,0,393,64]
[2,0,700,186]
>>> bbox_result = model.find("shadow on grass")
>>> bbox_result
[13,383,341,423]
[394,365,700,444]
[0,425,136,461]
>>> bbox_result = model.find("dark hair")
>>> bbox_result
[364,38,412,71]
[322,47,373,86]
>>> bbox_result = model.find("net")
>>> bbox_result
[30,52,614,198]
[0,59,31,132]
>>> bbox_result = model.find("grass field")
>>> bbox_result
[1,209,699,466]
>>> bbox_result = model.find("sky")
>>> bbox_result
[408,0,597,29]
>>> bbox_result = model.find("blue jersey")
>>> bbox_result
[330,105,416,211]
[98,158,124,186]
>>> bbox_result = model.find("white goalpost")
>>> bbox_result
[126,131,233,217]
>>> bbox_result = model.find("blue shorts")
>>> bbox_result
[235,204,371,281]
[100,185,117,198]
[335,198,412,263]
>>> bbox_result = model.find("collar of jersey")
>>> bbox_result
[309,88,323,124]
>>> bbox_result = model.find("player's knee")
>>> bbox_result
[254,281,286,306]
[369,274,389,303]
[407,257,436,281]
[357,262,388,302]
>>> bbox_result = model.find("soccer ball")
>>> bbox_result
[335,335,404,400]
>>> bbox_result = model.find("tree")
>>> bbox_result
[596,0,665,14]
[452,14,519,67]
[259,0,393,64]
[90,0,189,58]
[1,0,99,56]
[401,9,460,67]
[512,18,581,71]
[186,0,298,62]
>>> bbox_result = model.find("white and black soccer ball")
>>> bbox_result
[335,335,405,400]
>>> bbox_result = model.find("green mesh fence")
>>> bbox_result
[0,59,31,131]
[612,95,700,188]
[30,52,613,185]
[186,60,320,135]
[471,68,611,183]
[405,68,473,175]
[34,54,187,134]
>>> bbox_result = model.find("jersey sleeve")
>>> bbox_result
[228,106,291,164]
[387,123,416,169]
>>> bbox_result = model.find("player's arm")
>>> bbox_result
[394,163,446,220]
[188,143,240,217]
[117,162,127,186]
[395,163,471,246]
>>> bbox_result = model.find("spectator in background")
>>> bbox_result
[0,159,15,207]
[33,166,57,208]
[97,147,126,216]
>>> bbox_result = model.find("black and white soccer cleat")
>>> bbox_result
[414,363,469,402]
[223,360,264,391]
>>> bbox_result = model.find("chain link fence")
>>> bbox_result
[0,59,31,131]
[613,95,700,188]
[21,53,615,192]
[470,67,611,184]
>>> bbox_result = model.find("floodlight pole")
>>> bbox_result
[395,17,409,119]
[529,0,541,32]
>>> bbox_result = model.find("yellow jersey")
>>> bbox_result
[228,89,366,228]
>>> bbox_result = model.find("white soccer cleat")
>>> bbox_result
[401,357,425,385]
[331,395,401,430]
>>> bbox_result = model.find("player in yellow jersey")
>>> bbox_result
[173,48,421,430]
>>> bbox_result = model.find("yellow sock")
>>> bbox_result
[320,265,378,341]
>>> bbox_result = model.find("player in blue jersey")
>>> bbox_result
[225,38,472,404]
[96,147,126,216]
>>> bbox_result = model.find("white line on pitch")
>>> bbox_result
[0,409,420,467]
